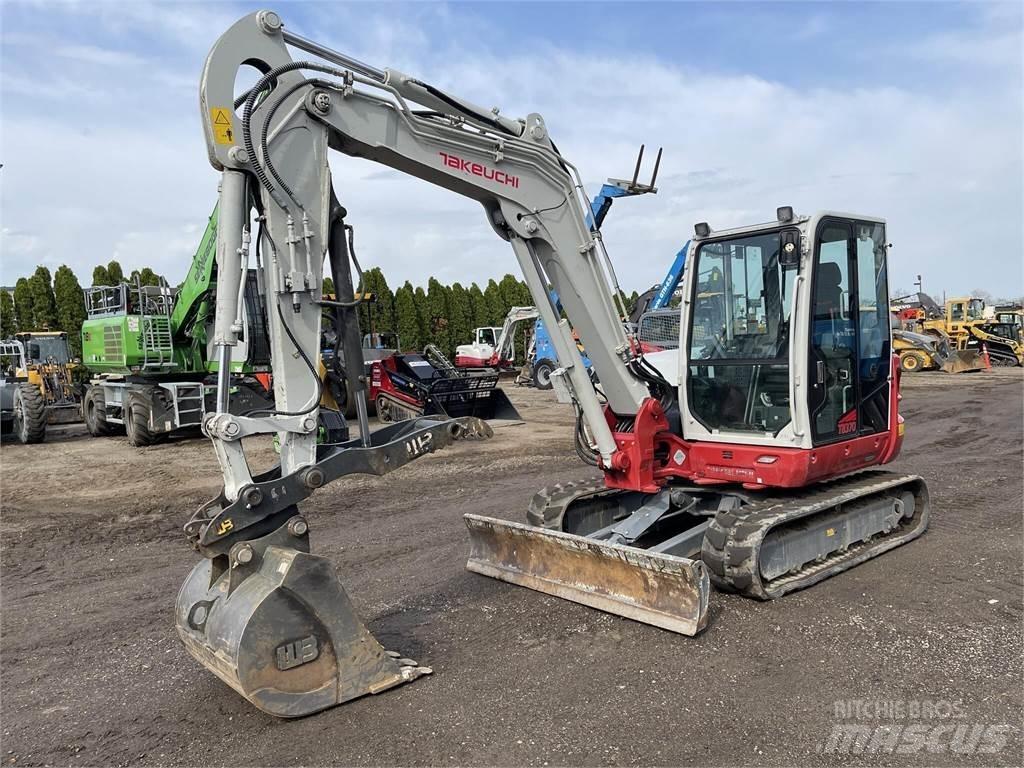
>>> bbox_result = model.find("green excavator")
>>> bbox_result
[80,206,275,446]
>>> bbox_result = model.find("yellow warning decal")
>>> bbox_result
[825,527,836,537]
[209,107,236,146]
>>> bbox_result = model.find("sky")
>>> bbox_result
[1,1,1022,301]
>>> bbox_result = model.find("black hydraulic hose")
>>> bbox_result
[409,78,518,137]
[241,60,348,210]
[327,197,369,411]
[573,402,599,466]
[242,220,323,418]
[259,76,326,211]
[244,301,323,418]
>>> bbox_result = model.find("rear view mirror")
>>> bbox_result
[780,230,801,267]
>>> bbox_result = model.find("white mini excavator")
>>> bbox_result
[178,10,929,717]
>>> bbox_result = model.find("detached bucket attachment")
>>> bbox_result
[464,514,710,636]
[176,517,428,718]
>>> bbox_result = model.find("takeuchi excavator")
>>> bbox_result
[180,10,930,718]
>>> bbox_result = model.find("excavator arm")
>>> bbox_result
[199,11,652,472]
[492,306,540,366]
[177,9,673,718]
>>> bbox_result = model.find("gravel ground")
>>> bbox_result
[1,368,1021,767]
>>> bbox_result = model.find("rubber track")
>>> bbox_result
[376,392,424,423]
[526,476,612,529]
[528,470,930,602]
[701,470,929,600]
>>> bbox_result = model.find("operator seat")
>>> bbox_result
[812,261,854,437]
[815,262,844,320]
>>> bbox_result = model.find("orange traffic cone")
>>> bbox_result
[981,343,992,371]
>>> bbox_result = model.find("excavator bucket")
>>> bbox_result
[176,531,429,718]
[464,514,711,636]
[941,349,986,373]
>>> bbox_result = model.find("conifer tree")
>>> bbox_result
[413,286,430,350]
[394,282,420,352]
[53,266,87,355]
[107,260,125,285]
[425,277,452,354]
[92,265,112,286]
[448,282,473,350]
[13,278,33,331]
[467,282,488,328]
[29,266,58,329]
[0,291,15,338]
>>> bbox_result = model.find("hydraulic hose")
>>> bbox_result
[328,196,372,444]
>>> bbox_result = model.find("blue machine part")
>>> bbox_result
[529,151,666,385]
[649,241,689,312]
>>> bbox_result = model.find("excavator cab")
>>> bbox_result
[469,209,927,628]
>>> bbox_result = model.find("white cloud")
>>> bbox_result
[0,2,1020,304]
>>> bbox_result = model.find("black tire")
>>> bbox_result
[83,385,117,437]
[13,383,46,444]
[900,352,925,372]
[336,377,358,420]
[533,359,555,390]
[124,390,166,447]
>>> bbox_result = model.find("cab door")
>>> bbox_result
[807,218,891,445]
[948,301,967,336]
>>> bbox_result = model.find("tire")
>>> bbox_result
[341,380,357,420]
[533,359,555,390]
[83,385,117,437]
[124,390,166,447]
[899,352,925,373]
[13,384,46,444]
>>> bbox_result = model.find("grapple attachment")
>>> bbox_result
[176,515,428,718]
[464,514,710,636]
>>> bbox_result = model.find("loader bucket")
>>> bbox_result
[480,386,521,422]
[426,377,522,423]
[464,514,710,636]
[941,350,985,373]
[176,545,428,718]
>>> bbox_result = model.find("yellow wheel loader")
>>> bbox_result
[0,332,83,444]
[908,296,1023,366]
[892,328,984,373]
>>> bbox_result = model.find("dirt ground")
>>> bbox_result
[2,369,1022,767]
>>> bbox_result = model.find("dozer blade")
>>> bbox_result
[941,350,985,373]
[176,542,428,718]
[464,514,710,636]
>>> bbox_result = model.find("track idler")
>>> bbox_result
[176,510,429,717]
